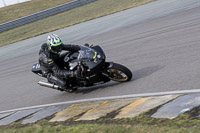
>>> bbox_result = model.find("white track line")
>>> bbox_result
[1,89,200,114]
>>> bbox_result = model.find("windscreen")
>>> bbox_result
[78,46,97,61]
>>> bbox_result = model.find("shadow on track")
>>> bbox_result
[74,81,121,94]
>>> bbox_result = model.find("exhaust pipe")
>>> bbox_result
[38,81,59,89]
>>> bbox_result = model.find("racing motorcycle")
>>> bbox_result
[32,45,132,92]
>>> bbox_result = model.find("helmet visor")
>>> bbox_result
[51,45,62,54]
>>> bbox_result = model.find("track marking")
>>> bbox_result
[1,89,200,114]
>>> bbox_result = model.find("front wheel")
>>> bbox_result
[106,63,132,82]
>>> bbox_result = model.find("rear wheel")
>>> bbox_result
[106,63,132,82]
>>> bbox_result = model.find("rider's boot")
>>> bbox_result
[47,74,67,91]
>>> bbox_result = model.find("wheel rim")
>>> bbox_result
[107,68,128,82]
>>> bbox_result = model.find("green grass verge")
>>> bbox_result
[0,0,155,47]
[1,119,200,133]
[1,123,199,133]
[0,0,74,24]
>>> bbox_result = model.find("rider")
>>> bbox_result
[39,34,81,92]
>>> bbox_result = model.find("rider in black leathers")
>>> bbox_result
[39,34,80,91]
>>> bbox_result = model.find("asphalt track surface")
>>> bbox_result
[0,0,200,111]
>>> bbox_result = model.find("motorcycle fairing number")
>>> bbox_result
[33,63,40,70]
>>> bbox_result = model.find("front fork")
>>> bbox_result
[105,61,114,68]
[101,61,114,79]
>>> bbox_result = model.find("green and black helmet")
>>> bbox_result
[47,34,63,54]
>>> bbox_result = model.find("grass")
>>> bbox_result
[0,0,74,24]
[0,0,155,47]
[1,121,200,133]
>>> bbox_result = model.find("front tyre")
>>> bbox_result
[107,63,132,82]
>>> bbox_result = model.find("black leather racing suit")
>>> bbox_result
[39,43,80,90]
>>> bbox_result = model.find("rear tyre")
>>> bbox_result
[107,63,132,82]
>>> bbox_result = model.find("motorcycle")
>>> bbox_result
[32,45,132,92]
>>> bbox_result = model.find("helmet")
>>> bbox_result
[47,34,62,54]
